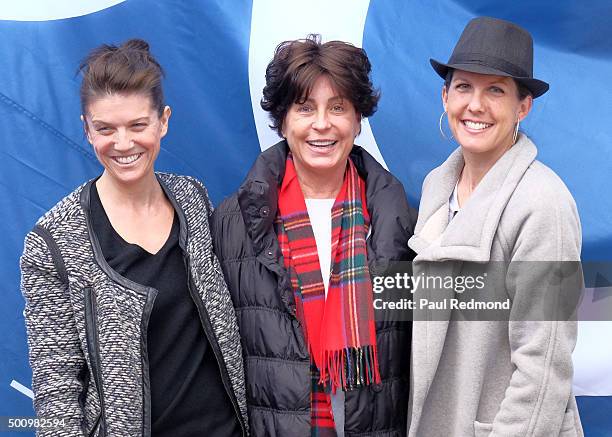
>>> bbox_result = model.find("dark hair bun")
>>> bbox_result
[79,38,165,116]
[122,38,150,53]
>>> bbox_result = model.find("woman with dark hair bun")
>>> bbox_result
[212,34,416,436]
[20,39,247,436]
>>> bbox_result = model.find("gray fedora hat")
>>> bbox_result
[430,16,549,98]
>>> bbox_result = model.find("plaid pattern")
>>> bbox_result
[277,155,381,435]
[310,366,336,436]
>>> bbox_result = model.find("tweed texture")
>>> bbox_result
[21,173,247,437]
[159,174,249,433]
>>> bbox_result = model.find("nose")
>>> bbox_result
[467,89,485,113]
[312,110,331,131]
[113,129,133,150]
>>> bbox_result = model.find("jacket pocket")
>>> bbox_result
[559,408,577,437]
[473,420,493,437]
[84,288,106,437]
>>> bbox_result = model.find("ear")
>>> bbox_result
[81,115,93,144]
[355,113,362,137]
[517,95,533,122]
[442,86,448,112]
[160,106,172,138]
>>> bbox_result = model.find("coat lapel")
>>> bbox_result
[410,134,537,263]
[408,147,463,257]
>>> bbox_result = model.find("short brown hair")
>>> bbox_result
[78,39,165,116]
[261,34,380,136]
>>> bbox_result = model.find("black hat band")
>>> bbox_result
[450,52,530,78]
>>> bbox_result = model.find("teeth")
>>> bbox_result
[307,140,336,147]
[464,120,492,130]
[115,153,141,164]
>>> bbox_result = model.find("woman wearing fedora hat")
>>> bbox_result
[407,17,583,437]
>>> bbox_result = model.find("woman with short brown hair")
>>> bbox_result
[212,34,415,436]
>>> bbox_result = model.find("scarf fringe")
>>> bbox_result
[321,345,381,391]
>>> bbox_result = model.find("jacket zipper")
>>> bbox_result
[184,255,247,437]
[84,288,106,437]
[140,288,157,437]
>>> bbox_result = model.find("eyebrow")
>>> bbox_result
[301,95,345,104]
[453,76,509,86]
[90,116,150,125]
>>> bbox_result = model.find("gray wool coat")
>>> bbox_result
[407,134,583,437]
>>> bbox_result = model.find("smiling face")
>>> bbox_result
[442,70,532,158]
[84,93,170,186]
[282,75,361,186]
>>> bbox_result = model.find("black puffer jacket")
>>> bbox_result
[211,141,416,436]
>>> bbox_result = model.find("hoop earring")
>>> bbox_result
[512,118,520,144]
[439,110,453,141]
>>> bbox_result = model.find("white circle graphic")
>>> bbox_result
[0,0,127,21]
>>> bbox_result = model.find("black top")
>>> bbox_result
[90,183,240,437]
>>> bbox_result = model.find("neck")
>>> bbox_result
[295,163,346,199]
[457,137,516,207]
[460,138,515,191]
[96,171,163,211]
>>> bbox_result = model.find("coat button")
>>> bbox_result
[370,382,383,393]
[266,249,274,258]
[260,206,270,217]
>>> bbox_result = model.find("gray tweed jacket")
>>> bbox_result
[20,173,248,437]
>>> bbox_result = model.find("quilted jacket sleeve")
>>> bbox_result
[20,228,87,436]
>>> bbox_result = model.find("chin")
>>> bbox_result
[106,167,150,185]
[456,137,495,154]
[308,159,344,173]
[460,144,491,154]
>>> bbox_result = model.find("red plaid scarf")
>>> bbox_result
[276,155,381,433]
